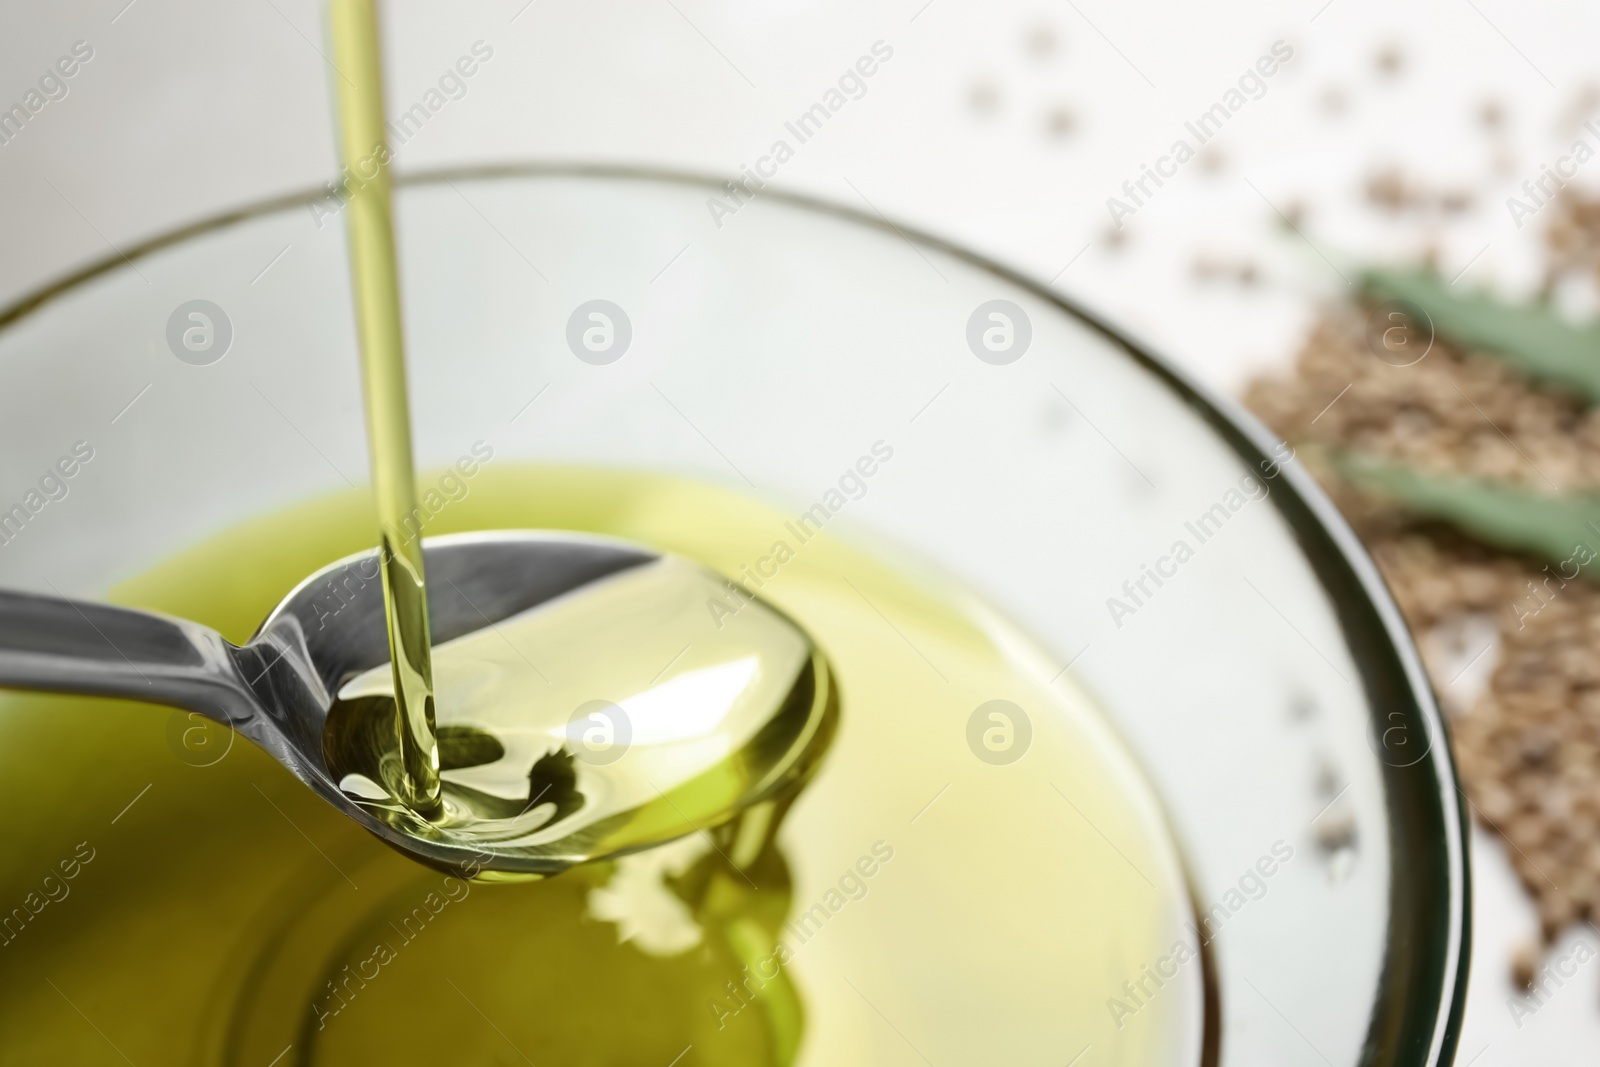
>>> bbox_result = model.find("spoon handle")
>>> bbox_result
[0,588,249,721]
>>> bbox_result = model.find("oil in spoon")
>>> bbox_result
[323,553,837,874]
[328,0,441,817]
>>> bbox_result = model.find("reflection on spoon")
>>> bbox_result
[324,554,837,877]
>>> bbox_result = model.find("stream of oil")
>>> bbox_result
[318,1,834,871]
[328,0,442,816]
[0,468,1200,1064]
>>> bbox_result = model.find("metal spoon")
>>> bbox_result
[0,531,836,877]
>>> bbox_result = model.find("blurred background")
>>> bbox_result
[1,0,1596,1060]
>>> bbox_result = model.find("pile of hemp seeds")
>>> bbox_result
[1243,189,1600,992]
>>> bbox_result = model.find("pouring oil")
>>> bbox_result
[321,0,840,877]
[0,468,1203,1064]
[328,0,441,817]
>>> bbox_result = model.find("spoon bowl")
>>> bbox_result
[0,531,836,877]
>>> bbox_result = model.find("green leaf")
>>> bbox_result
[1335,451,1600,575]
[1361,268,1600,402]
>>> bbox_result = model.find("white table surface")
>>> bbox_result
[2,0,1596,1060]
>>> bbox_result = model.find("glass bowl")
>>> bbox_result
[0,165,1466,1065]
